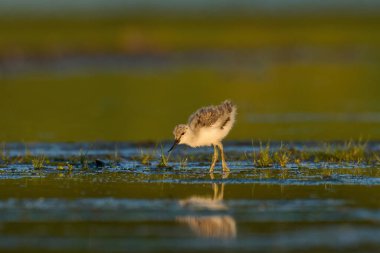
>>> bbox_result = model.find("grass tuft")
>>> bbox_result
[340,139,367,163]
[179,157,188,168]
[67,163,74,171]
[139,149,153,166]
[1,142,9,165]
[79,149,89,170]
[158,146,169,168]
[32,155,46,170]
[274,143,291,168]
[254,141,273,168]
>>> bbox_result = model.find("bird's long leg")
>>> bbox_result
[209,144,219,173]
[217,142,230,172]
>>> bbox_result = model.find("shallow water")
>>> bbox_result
[0,143,379,252]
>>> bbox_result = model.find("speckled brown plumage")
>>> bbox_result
[188,100,236,131]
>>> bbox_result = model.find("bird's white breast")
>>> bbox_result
[190,122,234,147]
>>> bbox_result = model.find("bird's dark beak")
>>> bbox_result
[168,139,180,153]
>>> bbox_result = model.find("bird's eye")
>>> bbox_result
[181,132,185,136]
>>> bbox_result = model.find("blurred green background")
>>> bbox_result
[1,0,380,142]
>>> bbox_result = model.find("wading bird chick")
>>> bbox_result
[168,100,237,172]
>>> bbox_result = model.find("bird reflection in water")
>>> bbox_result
[177,173,236,239]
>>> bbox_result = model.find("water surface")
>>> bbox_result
[0,142,379,252]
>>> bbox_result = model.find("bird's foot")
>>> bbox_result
[222,164,230,173]
[222,171,230,179]
[209,165,215,174]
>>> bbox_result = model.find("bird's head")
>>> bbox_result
[168,124,189,152]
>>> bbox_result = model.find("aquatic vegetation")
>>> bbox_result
[338,139,367,163]
[79,149,89,170]
[22,143,33,164]
[0,142,379,192]
[32,155,46,170]
[298,148,310,163]
[0,141,379,173]
[57,163,74,171]
[158,146,169,168]
[133,148,155,166]
[374,153,380,165]
[106,145,123,164]
[179,157,188,168]
[67,163,74,171]
[1,142,9,165]
[274,143,291,168]
[253,142,273,168]
[284,140,370,165]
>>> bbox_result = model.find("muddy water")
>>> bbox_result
[0,143,379,252]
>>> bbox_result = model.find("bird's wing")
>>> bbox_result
[188,100,235,131]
